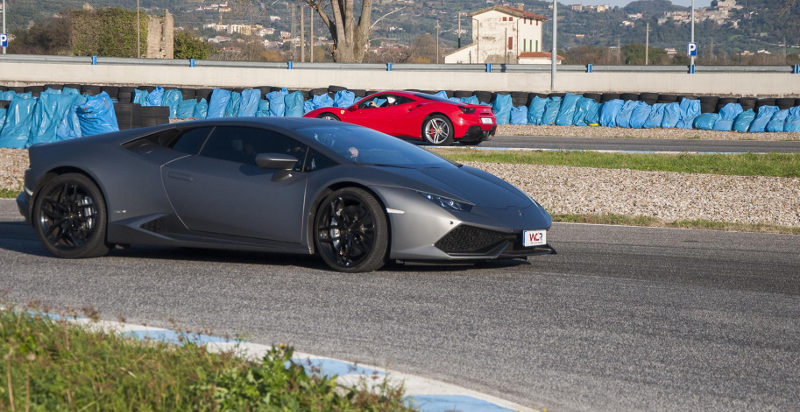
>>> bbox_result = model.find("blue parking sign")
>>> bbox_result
[687,42,697,57]
[0,34,7,47]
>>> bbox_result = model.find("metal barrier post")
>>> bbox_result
[486,63,492,73]
[91,56,97,65]
[586,63,593,73]
[689,64,695,74]
[287,61,293,69]
[387,62,392,71]
[794,64,799,74]
[189,58,195,67]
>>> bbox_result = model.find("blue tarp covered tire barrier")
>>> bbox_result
[0,96,38,148]
[615,100,638,128]
[267,88,288,117]
[784,107,800,132]
[629,102,652,129]
[225,91,242,117]
[572,97,595,127]
[766,109,789,132]
[177,99,197,119]
[527,96,547,125]
[694,113,719,130]
[661,103,681,128]
[600,99,623,127]
[492,94,512,125]
[76,92,119,137]
[145,86,164,107]
[556,93,580,126]
[733,109,755,133]
[334,90,355,108]
[542,96,562,126]
[749,105,779,133]
[207,88,231,119]
[193,98,208,119]
[284,91,305,117]
[162,89,183,119]
[510,106,528,125]
[677,98,701,129]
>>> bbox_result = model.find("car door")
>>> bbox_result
[162,125,309,244]
[343,93,395,134]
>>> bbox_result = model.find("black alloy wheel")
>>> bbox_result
[314,188,388,272]
[33,173,109,259]
[317,113,340,121]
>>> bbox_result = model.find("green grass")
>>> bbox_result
[432,149,800,178]
[0,308,415,411]
[553,213,800,235]
[0,189,19,199]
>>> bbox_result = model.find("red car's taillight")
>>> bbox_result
[459,107,476,114]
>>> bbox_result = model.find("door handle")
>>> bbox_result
[167,171,194,182]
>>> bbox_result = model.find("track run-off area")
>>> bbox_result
[1,199,798,411]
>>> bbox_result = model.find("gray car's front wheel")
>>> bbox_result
[314,188,388,272]
[33,173,109,259]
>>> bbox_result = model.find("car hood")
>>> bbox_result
[372,164,533,208]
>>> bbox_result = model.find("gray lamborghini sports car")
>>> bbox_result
[17,118,554,272]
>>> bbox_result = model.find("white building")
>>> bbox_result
[445,5,558,65]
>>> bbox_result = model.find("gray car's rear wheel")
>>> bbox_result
[314,188,388,272]
[422,115,454,146]
[33,173,109,259]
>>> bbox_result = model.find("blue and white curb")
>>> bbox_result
[60,316,536,412]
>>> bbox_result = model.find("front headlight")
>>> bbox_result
[419,192,473,212]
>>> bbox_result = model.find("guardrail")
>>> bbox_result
[0,53,798,74]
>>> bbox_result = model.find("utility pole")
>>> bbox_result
[310,8,314,63]
[136,0,140,58]
[2,0,6,55]
[457,12,462,49]
[645,22,649,65]
[300,2,305,62]
[291,3,296,60]
[551,0,557,91]
[436,20,440,64]
[690,0,695,68]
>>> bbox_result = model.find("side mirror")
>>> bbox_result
[348,105,357,112]
[255,153,297,170]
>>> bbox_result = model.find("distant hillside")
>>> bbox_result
[6,0,799,62]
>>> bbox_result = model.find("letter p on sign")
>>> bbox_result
[0,34,8,47]
[687,42,697,57]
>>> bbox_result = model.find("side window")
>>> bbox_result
[199,126,306,170]
[172,127,213,155]
[304,148,337,172]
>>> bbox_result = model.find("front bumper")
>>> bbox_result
[16,191,31,224]
[434,224,556,258]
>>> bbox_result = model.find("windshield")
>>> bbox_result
[295,124,453,167]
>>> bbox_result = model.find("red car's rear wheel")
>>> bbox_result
[421,115,454,146]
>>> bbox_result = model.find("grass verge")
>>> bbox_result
[431,149,800,178]
[0,307,414,411]
[553,213,800,235]
[0,189,19,199]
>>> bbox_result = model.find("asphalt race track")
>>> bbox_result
[483,135,800,153]
[1,199,798,411]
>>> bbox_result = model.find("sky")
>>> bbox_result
[576,0,713,6]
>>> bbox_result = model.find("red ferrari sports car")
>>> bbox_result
[303,91,496,146]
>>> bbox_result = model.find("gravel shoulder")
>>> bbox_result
[497,125,800,141]
[3,147,798,228]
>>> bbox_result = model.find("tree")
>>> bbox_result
[304,0,373,62]
[174,31,211,60]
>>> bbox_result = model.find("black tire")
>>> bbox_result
[139,106,170,127]
[310,87,329,97]
[640,92,659,105]
[195,88,214,101]
[351,89,367,98]
[739,97,757,111]
[328,85,348,94]
[600,93,621,102]
[656,94,679,103]
[453,90,473,98]
[100,86,119,99]
[716,97,739,112]
[33,173,109,259]
[421,115,454,146]
[755,98,776,110]
[24,86,44,97]
[583,93,602,102]
[620,93,640,101]
[314,187,388,272]
[0,101,10,109]
[114,103,133,130]
[180,88,196,100]
[317,112,340,121]
[474,90,492,103]
[511,91,529,106]
[776,98,795,110]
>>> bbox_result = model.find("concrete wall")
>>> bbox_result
[0,59,798,97]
